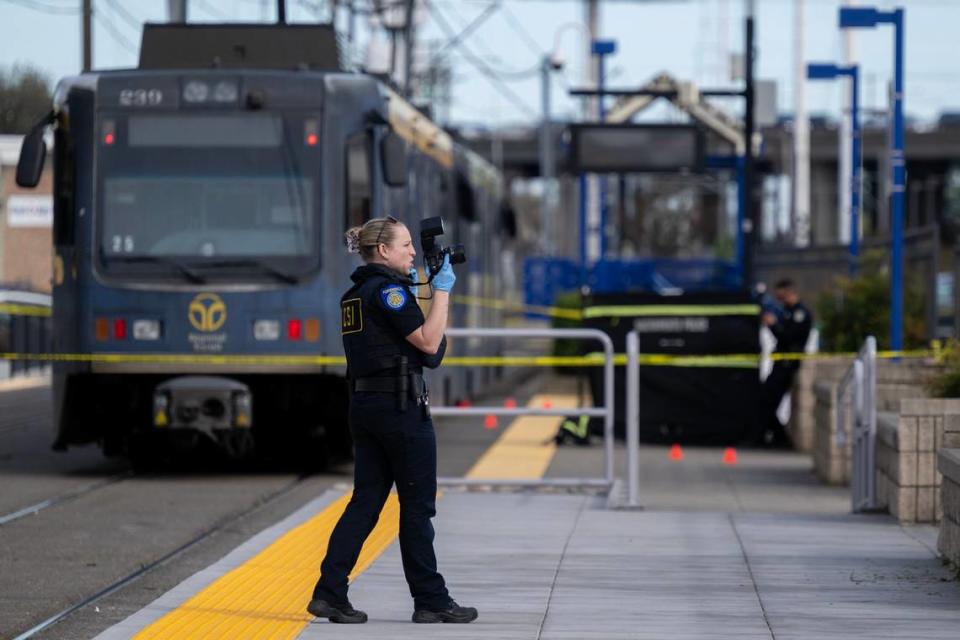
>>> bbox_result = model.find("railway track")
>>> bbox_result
[11,472,314,640]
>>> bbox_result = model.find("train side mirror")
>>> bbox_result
[381,132,407,188]
[16,116,51,188]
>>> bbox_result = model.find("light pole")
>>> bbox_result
[808,62,861,275]
[840,5,905,351]
[540,55,563,256]
[591,39,616,261]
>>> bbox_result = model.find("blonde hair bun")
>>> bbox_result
[344,227,362,254]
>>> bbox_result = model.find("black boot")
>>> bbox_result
[307,598,368,624]
[412,601,478,623]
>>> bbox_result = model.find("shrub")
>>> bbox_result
[928,340,960,398]
[816,252,926,352]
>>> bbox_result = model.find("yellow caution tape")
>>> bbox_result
[451,295,583,320]
[0,304,52,317]
[0,349,936,368]
[582,304,761,319]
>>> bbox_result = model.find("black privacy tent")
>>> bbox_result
[582,292,761,444]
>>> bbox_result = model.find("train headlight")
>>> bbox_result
[133,319,162,341]
[153,392,170,427]
[182,80,210,103]
[253,319,280,341]
[233,392,252,428]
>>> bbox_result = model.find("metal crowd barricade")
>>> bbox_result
[432,327,615,491]
[836,336,877,512]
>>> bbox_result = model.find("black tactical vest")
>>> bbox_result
[340,264,445,379]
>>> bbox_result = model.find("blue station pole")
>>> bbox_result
[849,64,861,275]
[890,8,905,352]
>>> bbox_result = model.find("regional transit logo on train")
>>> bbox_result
[189,293,227,332]
[187,293,228,353]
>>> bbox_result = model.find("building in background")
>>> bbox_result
[0,135,52,293]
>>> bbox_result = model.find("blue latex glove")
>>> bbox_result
[407,266,419,296]
[432,255,456,292]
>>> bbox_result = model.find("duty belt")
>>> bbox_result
[352,373,426,395]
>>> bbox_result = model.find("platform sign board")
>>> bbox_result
[569,124,703,174]
[6,195,53,228]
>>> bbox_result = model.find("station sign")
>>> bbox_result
[569,124,704,174]
[6,194,53,228]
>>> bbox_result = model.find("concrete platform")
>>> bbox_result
[92,485,960,640]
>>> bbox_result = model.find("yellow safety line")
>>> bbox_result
[465,393,579,479]
[133,492,400,639]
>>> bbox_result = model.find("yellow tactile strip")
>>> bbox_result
[465,393,579,479]
[133,492,400,640]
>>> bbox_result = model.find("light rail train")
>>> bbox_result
[15,23,514,465]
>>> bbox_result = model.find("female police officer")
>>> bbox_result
[306,216,478,624]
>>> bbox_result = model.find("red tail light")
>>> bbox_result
[113,318,127,340]
[287,319,302,341]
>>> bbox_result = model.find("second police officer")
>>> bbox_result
[306,215,478,624]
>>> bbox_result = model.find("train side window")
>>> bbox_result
[53,126,75,246]
[345,132,371,229]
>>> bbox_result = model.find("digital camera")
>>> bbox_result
[420,216,466,274]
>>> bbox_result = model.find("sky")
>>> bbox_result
[1,0,958,128]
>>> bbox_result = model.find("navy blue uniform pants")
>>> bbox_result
[312,392,451,610]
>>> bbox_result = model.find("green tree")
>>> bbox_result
[0,64,52,134]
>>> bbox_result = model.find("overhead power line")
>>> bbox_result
[95,11,138,56]
[103,0,141,31]
[1,0,79,15]
[425,1,538,118]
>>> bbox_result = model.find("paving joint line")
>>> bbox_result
[728,513,777,640]
[535,494,589,640]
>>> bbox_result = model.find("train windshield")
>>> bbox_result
[97,113,320,279]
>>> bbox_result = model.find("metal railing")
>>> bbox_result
[431,327,615,490]
[625,331,641,507]
[836,336,878,512]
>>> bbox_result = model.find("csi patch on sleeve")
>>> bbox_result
[380,284,408,311]
[376,283,424,337]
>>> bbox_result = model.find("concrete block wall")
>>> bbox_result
[813,380,847,484]
[790,359,851,453]
[937,449,960,569]
[876,399,960,523]
[808,360,943,484]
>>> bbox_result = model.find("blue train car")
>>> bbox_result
[14,24,511,463]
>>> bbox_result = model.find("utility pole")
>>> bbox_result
[82,0,92,72]
[743,0,757,285]
[277,0,286,23]
[403,0,416,98]
[167,0,187,22]
[793,0,810,247]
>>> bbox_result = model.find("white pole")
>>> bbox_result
[793,0,810,247]
[839,0,857,245]
[585,0,602,264]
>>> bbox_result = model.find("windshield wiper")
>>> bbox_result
[200,259,300,285]
[107,255,207,283]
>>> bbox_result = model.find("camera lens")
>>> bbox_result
[449,245,466,265]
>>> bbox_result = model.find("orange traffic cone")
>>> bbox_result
[484,414,498,429]
[504,397,517,408]
[722,447,738,465]
[669,444,684,461]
